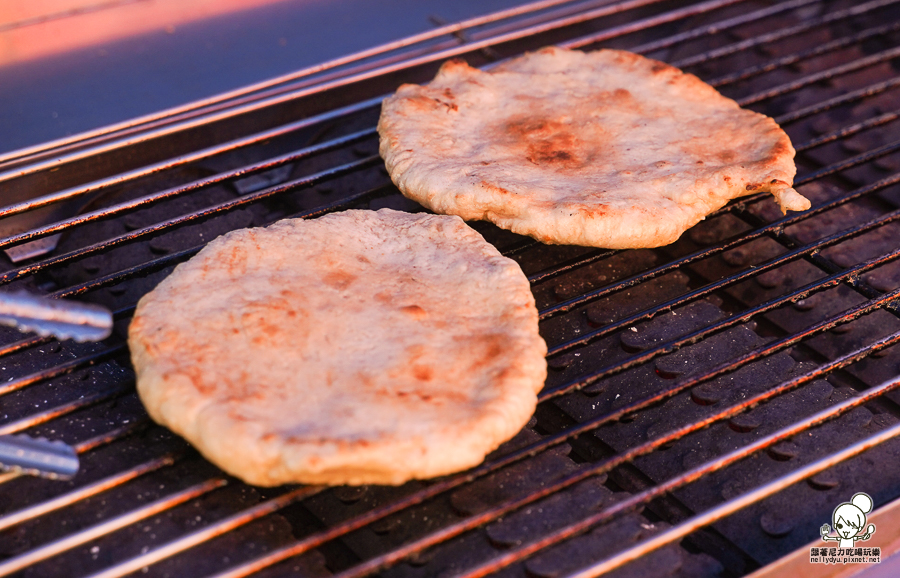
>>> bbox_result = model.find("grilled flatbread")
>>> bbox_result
[378,46,809,249]
[128,209,546,486]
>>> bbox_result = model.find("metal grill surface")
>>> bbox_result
[1,0,900,576]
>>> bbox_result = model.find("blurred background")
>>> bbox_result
[0,0,525,155]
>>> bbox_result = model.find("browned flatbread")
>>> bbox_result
[378,47,810,249]
[128,209,547,486]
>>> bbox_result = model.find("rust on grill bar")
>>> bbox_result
[2,0,900,577]
[0,453,175,533]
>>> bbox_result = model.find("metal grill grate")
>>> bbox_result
[2,0,900,576]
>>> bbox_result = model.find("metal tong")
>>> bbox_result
[0,291,111,478]
[0,290,113,343]
[0,434,79,479]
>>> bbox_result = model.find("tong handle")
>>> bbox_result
[0,434,79,479]
[0,291,112,342]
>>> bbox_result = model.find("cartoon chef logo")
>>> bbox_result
[820,492,876,548]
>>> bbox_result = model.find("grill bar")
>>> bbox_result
[0,98,381,220]
[42,186,397,304]
[226,328,900,578]
[527,249,618,283]
[545,245,900,388]
[4,125,375,240]
[0,345,125,397]
[4,106,889,315]
[570,425,900,577]
[540,169,900,320]
[0,478,228,577]
[533,317,900,498]
[7,0,852,233]
[624,0,823,56]
[544,285,900,400]
[0,0,621,169]
[0,3,884,217]
[777,77,900,125]
[467,385,900,578]
[1,86,884,360]
[0,334,51,357]
[558,328,900,500]
[0,181,393,288]
[4,146,893,400]
[0,160,382,303]
[70,420,150,456]
[204,289,900,578]
[1,22,892,444]
[86,486,325,578]
[0,0,708,189]
[3,1,900,577]
[5,94,888,342]
[0,386,131,436]
[0,454,176,532]
[709,20,900,88]
[738,45,900,107]
[522,82,900,285]
[0,138,378,254]
[555,0,748,50]
[543,205,900,353]
[0,0,886,251]
[13,288,893,578]
[55,249,204,301]
[795,110,900,152]
[670,0,900,68]
[0,420,153,488]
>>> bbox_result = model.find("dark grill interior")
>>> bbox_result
[2,0,900,576]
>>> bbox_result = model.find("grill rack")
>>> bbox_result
[1,0,900,576]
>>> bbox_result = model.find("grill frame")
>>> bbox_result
[2,0,900,576]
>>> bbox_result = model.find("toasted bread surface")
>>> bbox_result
[378,47,809,248]
[129,209,547,486]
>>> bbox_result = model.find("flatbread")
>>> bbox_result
[128,209,546,486]
[378,46,810,249]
